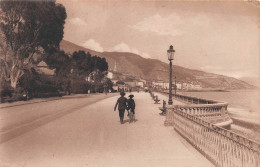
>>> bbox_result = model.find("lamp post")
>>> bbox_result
[175,76,177,96]
[167,45,175,105]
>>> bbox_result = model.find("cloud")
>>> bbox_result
[131,48,139,55]
[141,53,150,59]
[200,65,259,78]
[131,14,184,36]
[111,42,151,58]
[112,43,131,53]
[131,13,213,36]
[68,17,87,26]
[82,39,103,52]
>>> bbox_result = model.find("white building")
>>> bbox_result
[182,83,188,89]
[136,81,144,88]
[193,83,202,89]
[182,82,201,90]
[152,80,164,89]
[107,72,113,79]
[176,83,182,89]
[36,61,55,76]
[140,79,146,85]
[163,82,169,89]
[112,85,118,91]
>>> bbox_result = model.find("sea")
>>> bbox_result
[178,89,260,143]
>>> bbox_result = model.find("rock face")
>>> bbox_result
[60,40,255,89]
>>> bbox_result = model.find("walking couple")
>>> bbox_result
[114,92,135,124]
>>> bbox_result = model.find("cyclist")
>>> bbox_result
[127,94,135,123]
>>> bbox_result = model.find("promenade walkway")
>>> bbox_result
[0,92,213,167]
[151,92,186,105]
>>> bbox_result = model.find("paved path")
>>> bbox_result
[0,92,213,167]
[151,92,186,105]
[0,93,118,144]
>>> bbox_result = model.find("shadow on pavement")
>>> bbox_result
[0,93,118,109]
[120,119,138,124]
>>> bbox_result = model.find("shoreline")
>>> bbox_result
[177,88,259,93]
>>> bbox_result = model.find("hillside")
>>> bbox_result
[60,40,254,89]
[239,77,260,88]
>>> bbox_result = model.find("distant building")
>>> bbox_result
[36,61,55,76]
[118,84,128,92]
[136,81,144,88]
[152,80,165,90]
[163,82,169,89]
[107,72,113,79]
[111,79,118,85]
[193,83,202,89]
[86,76,92,82]
[125,81,136,88]
[140,79,146,85]
[182,83,188,89]
[182,82,201,90]
[188,83,193,89]
[176,83,182,89]
[182,82,193,89]
[112,85,119,91]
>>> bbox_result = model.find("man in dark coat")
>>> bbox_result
[114,92,128,124]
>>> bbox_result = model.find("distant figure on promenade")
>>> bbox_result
[105,88,107,95]
[127,94,135,122]
[114,92,128,124]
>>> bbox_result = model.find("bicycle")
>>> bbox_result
[128,110,135,123]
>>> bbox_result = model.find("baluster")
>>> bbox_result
[171,106,260,167]
[217,133,222,166]
[254,151,260,167]
[241,146,246,167]
[231,140,236,167]
[227,139,232,167]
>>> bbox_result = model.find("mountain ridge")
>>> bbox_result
[60,40,255,89]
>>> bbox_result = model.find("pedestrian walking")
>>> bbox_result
[114,92,128,124]
[127,94,135,123]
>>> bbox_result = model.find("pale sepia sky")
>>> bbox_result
[57,0,260,78]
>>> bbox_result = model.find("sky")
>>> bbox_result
[57,0,260,79]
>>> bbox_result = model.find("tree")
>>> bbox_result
[103,78,113,92]
[69,51,92,94]
[17,68,39,100]
[44,48,72,94]
[0,0,66,89]
[91,56,108,72]
[71,50,92,78]
[89,56,108,92]
[44,48,71,77]
[70,50,110,93]
[116,81,125,85]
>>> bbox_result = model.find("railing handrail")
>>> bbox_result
[175,109,260,153]
[160,89,231,125]
[159,88,260,166]
[173,93,224,104]
[160,90,226,104]
[174,103,228,108]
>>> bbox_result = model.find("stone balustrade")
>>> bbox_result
[162,92,232,128]
[173,109,260,167]
[172,92,220,104]
[164,104,232,128]
[176,103,230,124]
[162,92,259,165]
